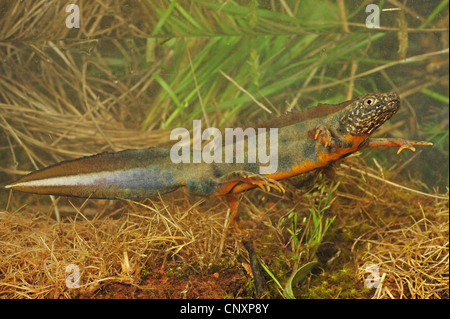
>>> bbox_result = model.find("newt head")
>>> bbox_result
[339,92,400,135]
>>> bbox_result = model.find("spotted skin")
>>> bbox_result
[339,92,400,135]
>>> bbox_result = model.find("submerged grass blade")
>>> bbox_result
[284,261,319,299]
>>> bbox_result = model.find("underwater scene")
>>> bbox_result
[0,0,448,301]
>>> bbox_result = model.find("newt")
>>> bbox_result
[5,91,432,297]
[6,92,432,224]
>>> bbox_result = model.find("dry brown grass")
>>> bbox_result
[0,37,169,163]
[0,1,156,41]
[355,193,449,299]
[1,169,448,298]
[0,192,241,298]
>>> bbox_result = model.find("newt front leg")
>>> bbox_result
[367,138,433,154]
[310,125,333,148]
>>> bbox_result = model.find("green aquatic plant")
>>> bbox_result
[262,178,339,298]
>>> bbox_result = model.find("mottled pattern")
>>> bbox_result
[338,92,399,135]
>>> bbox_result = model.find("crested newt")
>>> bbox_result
[6,92,432,228]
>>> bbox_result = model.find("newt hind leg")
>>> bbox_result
[214,171,284,297]
[225,194,247,234]
[215,170,286,196]
[225,194,267,297]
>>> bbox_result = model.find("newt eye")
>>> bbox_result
[364,97,375,106]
